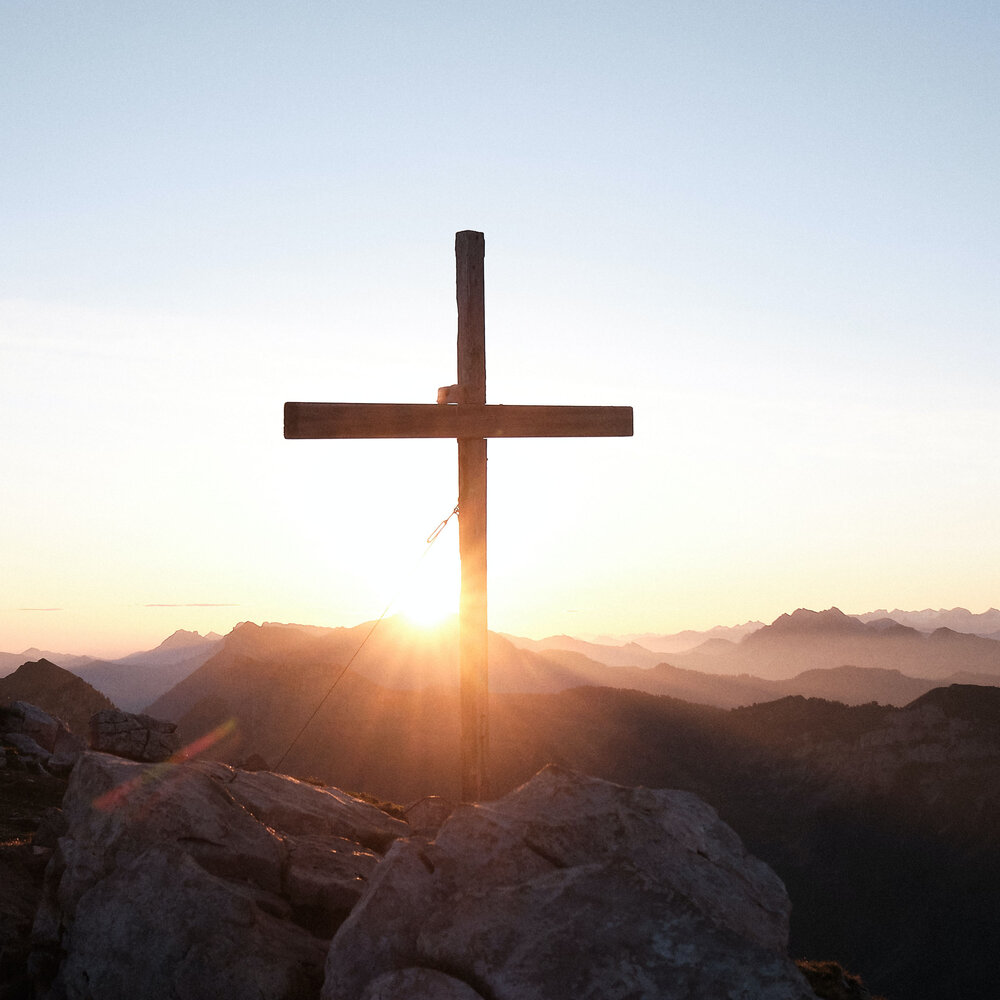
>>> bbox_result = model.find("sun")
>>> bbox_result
[400,592,456,628]
[395,548,460,628]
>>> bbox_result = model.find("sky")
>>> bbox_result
[3,1,999,657]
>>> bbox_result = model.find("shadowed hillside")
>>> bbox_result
[0,659,115,735]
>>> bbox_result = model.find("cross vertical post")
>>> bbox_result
[283,231,633,803]
[455,231,488,801]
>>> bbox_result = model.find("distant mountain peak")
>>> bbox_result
[157,629,213,651]
[864,617,918,637]
[15,657,60,672]
[762,608,867,634]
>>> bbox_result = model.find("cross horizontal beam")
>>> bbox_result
[284,402,633,440]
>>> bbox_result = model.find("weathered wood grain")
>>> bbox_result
[284,402,634,439]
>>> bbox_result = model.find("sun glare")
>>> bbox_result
[398,578,458,628]
[395,550,459,628]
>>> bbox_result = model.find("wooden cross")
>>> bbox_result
[284,231,633,801]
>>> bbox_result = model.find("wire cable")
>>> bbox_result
[273,502,459,773]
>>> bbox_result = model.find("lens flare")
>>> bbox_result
[92,718,237,811]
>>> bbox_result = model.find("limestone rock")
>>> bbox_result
[55,846,327,999]
[33,751,408,1000]
[0,702,84,774]
[2,702,61,751]
[88,708,181,762]
[360,968,486,999]
[403,794,454,834]
[197,762,408,852]
[282,834,380,935]
[47,726,86,776]
[32,807,68,850]
[4,732,51,764]
[323,765,813,1000]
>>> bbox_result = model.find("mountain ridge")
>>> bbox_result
[8,605,1000,714]
[0,658,116,735]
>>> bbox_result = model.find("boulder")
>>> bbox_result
[32,752,409,1000]
[88,708,181,762]
[46,726,86,776]
[4,731,51,764]
[0,702,84,774]
[53,846,327,1000]
[323,765,814,1000]
[1,702,61,751]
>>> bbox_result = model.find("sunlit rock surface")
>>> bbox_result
[323,765,813,1000]
[32,755,814,1000]
[32,751,406,1000]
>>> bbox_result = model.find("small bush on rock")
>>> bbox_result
[797,959,887,1000]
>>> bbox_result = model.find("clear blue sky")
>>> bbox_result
[3,1,999,656]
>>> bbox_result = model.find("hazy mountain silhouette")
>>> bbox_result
[595,621,766,652]
[501,632,663,668]
[503,609,1000,705]
[145,617,1000,732]
[669,606,1000,679]
[13,605,999,709]
[857,606,1000,635]
[66,629,222,711]
[0,648,94,677]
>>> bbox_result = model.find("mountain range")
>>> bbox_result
[0,647,94,675]
[661,606,1000,680]
[492,606,1000,693]
[5,608,1000,715]
[0,630,222,712]
[5,610,1000,999]
[855,605,1000,637]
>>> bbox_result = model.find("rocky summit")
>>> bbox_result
[31,750,407,999]
[29,752,812,1000]
[324,764,814,1000]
